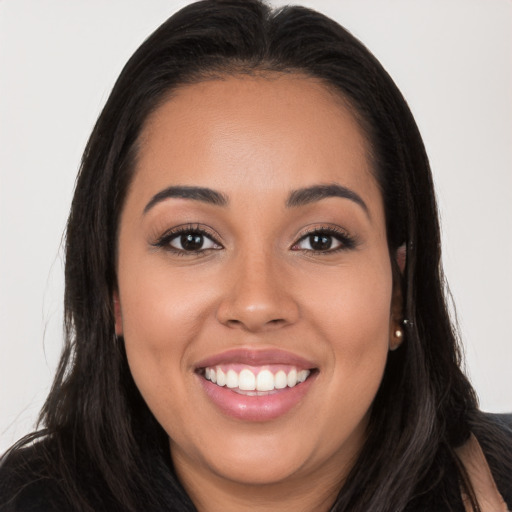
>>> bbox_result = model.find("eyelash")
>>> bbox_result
[291,226,357,254]
[152,224,357,256]
[152,224,223,256]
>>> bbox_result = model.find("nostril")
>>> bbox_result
[224,317,286,330]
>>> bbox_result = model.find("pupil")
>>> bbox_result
[310,234,332,250]
[181,233,203,250]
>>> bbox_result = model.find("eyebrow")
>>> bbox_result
[286,183,369,216]
[143,182,369,217]
[143,185,229,214]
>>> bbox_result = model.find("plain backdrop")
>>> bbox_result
[1,0,511,453]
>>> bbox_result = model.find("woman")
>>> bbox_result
[1,1,510,510]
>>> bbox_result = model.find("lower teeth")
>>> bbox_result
[231,388,280,396]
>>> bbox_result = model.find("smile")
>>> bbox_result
[196,349,318,421]
[203,365,311,394]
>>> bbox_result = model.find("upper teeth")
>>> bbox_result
[204,366,310,392]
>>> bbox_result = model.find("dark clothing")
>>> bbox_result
[1,414,511,511]
[0,444,68,512]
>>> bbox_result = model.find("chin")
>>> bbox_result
[205,449,309,486]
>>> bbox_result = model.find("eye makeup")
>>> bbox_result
[291,225,358,254]
[150,221,358,258]
[151,223,223,256]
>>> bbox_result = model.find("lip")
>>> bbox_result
[195,347,317,370]
[195,348,318,422]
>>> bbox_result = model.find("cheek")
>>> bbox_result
[120,258,213,343]
[302,259,392,395]
[117,259,215,407]
[305,267,391,444]
[305,258,392,344]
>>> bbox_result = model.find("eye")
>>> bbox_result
[153,226,222,254]
[169,231,220,252]
[292,228,356,253]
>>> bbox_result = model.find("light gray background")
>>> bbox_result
[1,0,511,453]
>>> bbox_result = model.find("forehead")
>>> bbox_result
[132,73,379,209]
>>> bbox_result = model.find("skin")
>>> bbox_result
[115,74,403,512]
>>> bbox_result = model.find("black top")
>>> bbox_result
[1,414,511,512]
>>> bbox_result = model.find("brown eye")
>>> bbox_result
[292,228,356,253]
[167,231,221,252]
[179,233,204,251]
[294,232,342,252]
[308,234,333,251]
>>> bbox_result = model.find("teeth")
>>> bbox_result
[226,369,238,389]
[297,370,309,383]
[216,368,226,387]
[204,366,311,392]
[239,369,256,390]
[256,370,274,391]
[274,370,287,389]
[287,368,297,387]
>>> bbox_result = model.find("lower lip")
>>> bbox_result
[198,372,317,422]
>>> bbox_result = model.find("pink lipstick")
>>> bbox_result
[196,348,318,421]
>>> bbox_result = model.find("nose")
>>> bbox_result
[216,252,300,332]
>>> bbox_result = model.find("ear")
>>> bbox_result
[396,243,406,274]
[113,291,123,336]
[389,246,406,351]
[389,288,404,351]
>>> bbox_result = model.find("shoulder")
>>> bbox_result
[0,438,70,512]
[485,412,512,431]
[472,412,512,509]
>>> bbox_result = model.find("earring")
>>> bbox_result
[390,327,403,351]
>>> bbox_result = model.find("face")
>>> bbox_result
[115,75,401,503]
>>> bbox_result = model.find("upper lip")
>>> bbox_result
[195,347,317,370]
